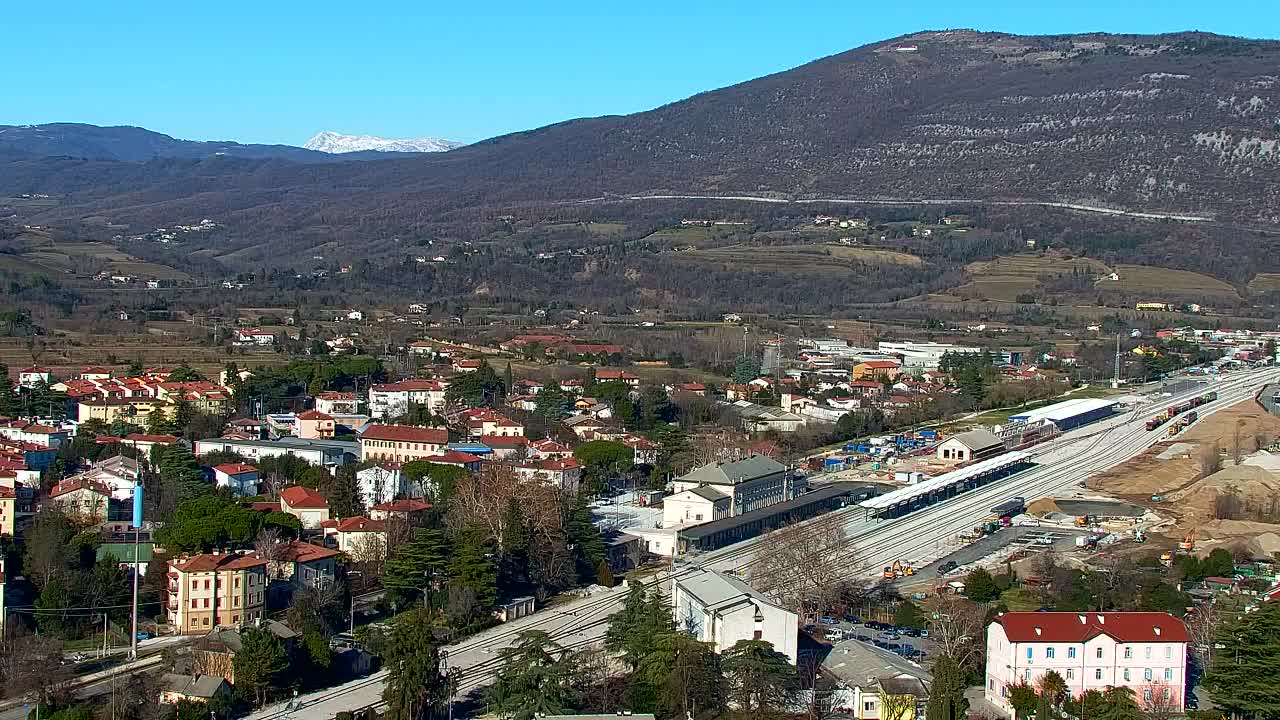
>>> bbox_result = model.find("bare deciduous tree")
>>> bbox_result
[750,513,850,619]
[1185,603,1221,670]
[924,594,985,670]
[1139,683,1180,720]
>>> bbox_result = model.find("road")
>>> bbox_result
[245,368,1278,719]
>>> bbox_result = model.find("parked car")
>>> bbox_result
[938,560,958,575]
[856,634,872,642]
[70,652,88,663]
[903,628,922,637]
[843,614,861,624]
[820,616,839,625]
[136,631,152,641]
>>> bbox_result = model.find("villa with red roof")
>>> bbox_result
[211,463,260,497]
[985,612,1188,715]
[369,499,432,521]
[296,410,335,439]
[279,486,330,529]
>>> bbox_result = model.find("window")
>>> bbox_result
[1165,646,1172,659]
[235,577,241,588]
[1068,647,1077,659]
[1164,668,1173,681]
[1124,646,1132,659]
[204,579,210,590]
[190,599,197,609]
[1026,647,1033,660]
[1096,647,1104,659]
[1046,647,1056,659]
[1095,669,1103,680]
[203,598,210,608]
[1144,668,1152,681]
[864,701,876,713]
[1066,669,1074,680]
[1145,646,1152,659]
[1143,689,1152,703]
[233,615,239,624]
[753,630,762,640]
[990,680,995,690]
[191,580,198,590]
[1163,688,1171,701]
[234,596,240,607]
[1123,669,1130,681]
[1024,669,1031,682]
[203,617,210,626]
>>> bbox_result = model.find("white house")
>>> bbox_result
[211,463,260,497]
[18,367,52,388]
[936,428,1006,463]
[662,486,732,527]
[985,612,1188,716]
[233,328,275,346]
[367,380,448,420]
[673,568,799,664]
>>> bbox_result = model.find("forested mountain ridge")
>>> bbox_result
[2,30,1279,255]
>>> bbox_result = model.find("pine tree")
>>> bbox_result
[326,466,364,518]
[485,631,574,719]
[384,528,450,608]
[449,523,498,608]
[382,608,449,720]
[497,500,532,599]
[926,655,970,720]
[566,496,605,583]
[1204,600,1280,719]
[721,639,796,715]
[233,628,288,706]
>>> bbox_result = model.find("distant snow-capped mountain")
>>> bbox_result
[303,131,464,154]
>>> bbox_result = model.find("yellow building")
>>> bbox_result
[78,397,171,426]
[167,551,267,634]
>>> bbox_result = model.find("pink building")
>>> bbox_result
[985,612,1188,716]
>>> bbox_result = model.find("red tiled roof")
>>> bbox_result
[336,516,385,533]
[316,391,356,400]
[361,424,448,445]
[371,499,432,513]
[249,501,281,513]
[297,410,334,421]
[276,540,341,563]
[95,436,123,444]
[371,379,446,392]
[994,612,1188,643]
[425,450,483,465]
[50,476,113,498]
[171,552,267,573]
[860,360,901,369]
[125,433,179,444]
[280,485,329,509]
[212,463,258,476]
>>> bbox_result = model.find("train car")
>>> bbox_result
[990,496,1026,519]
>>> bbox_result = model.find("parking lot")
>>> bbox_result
[806,616,937,663]
[902,525,1092,585]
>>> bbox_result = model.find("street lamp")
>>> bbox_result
[348,571,363,634]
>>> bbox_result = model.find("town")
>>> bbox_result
[0,314,1278,720]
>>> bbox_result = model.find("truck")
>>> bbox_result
[990,497,1026,519]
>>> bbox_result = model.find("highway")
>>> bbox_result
[246,367,1279,720]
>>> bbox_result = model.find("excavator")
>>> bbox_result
[1178,531,1196,553]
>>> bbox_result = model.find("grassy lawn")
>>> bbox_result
[999,587,1042,611]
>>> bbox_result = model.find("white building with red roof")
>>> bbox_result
[528,438,573,460]
[369,499,432,521]
[513,458,582,493]
[279,486,330,528]
[367,379,448,420]
[314,391,359,416]
[17,367,52,389]
[985,612,1188,715]
[49,476,112,522]
[211,463,260,497]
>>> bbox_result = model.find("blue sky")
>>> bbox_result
[7,0,1278,146]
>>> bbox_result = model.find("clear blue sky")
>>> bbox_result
[8,0,1278,146]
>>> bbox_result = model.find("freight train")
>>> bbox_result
[1145,391,1217,431]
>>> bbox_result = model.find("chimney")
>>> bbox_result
[1078,614,1087,624]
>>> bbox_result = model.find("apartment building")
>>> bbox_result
[985,612,1188,716]
[166,551,268,633]
[358,424,449,463]
[367,380,447,420]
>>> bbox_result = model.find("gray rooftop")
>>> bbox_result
[160,673,228,698]
[947,428,1004,452]
[679,454,787,486]
[683,486,730,502]
[823,639,932,690]
[202,436,359,453]
[677,568,788,616]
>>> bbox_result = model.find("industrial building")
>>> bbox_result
[877,341,982,369]
[1006,397,1118,432]
[677,481,875,553]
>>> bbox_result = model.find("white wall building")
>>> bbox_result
[673,568,799,665]
[662,486,732,527]
[877,341,982,370]
[985,612,1188,716]
[367,380,448,420]
[670,455,804,517]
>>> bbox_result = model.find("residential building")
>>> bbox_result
[359,424,449,463]
[77,397,169,425]
[513,459,583,493]
[193,437,359,470]
[296,410,336,439]
[158,674,232,706]
[528,438,573,459]
[368,379,448,420]
[671,455,805,517]
[728,400,807,434]
[985,612,1189,716]
[369,499,432,522]
[936,429,1006,463]
[0,420,68,448]
[233,328,275,346]
[479,434,528,458]
[49,476,112,523]
[617,434,660,465]
[191,620,298,683]
[211,463,260,497]
[279,486,331,529]
[0,487,18,536]
[166,551,268,633]
[673,568,799,664]
[824,639,932,720]
[663,486,732,527]
[594,368,640,386]
[328,517,387,557]
[17,367,52,388]
[422,450,483,471]
[564,414,607,440]
[459,408,525,438]
[267,541,340,590]
[851,360,903,382]
[123,433,179,454]
[314,391,359,415]
[356,464,407,506]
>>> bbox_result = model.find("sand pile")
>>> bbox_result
[1026,498,1063,516]
[1168,464,1280,523]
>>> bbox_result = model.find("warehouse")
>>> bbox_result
[1007,397,1118,432]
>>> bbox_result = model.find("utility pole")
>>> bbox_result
[1111,332,1122,389]
[129,480,143,660]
